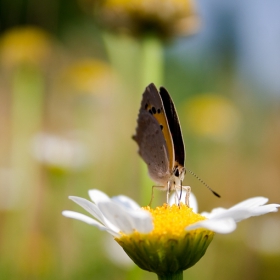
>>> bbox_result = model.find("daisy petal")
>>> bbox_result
[111,195,141,210]
[69,196,104,222]
[69,196,120,233]
[209,199,280,222]
[189,192,198,213]
[62,210,119,236]
[186,218,237,234]
[88,189,110,204]
[62,210,105,228]
[229,197,269,210]
[249,204,280,215]
[206,209,252,222]
[128,210,153,233]
[201,207,227,218]
[98,201,135,234]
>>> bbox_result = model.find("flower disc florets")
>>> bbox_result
[116,203,214,275]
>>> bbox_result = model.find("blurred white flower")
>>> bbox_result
[32,132,89,170]
[103,235,134,268]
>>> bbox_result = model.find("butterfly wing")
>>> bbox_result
[159,86,185,168]
[133,83,174,186]
[133,110,170,185]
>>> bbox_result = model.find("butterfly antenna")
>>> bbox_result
[185,167,221,198]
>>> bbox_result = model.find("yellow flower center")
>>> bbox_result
[144,203,206,238]
[117,203,209,243]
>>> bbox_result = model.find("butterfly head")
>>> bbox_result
[169,164,185,191]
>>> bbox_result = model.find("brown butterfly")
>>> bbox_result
[133,83,190,205]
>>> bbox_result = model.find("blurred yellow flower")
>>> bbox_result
[184,95,241,141]
[58,59,116,96]
[81,0,199,39]
[0,26,52,68]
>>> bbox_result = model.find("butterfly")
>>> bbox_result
[133,83,190,205]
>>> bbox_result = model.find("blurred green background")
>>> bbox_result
[0,0,280,279]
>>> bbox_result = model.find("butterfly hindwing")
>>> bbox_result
[138,83,175,171]
[133,110,170,184]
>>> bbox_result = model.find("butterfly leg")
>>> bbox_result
[148,186,155,206]
[178,180,184,206]
[166,180,173,204]
[182,186,191,207]
[149,185,167,206]
[179,179,183,202]
[173,188,181,206]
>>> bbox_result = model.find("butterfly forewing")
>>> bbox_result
[159,86,185,167]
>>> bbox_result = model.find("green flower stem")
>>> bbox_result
[157,271,183,280]
[140,35,164,206]
[140,35,164,88]
[102,32,141,91]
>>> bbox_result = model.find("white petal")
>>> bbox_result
[62,210,104,227]
[186,218,237,234]
[208,208,253,222]
[207,198,280,222]
[98,201,153,234]
[98,201,136,234]
[101,197,153,233]
[69,196,120,233]
[189,192,198,213]
[249,204,280,216]
[62,211,119,236]
[69,196,104,222]
[168,193,177,206]
[88,189,111,204]
[201,207,227,218]
[111,195,141,210]
[229,197,269,210]
[128,210,153,233]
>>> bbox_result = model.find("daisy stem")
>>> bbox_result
[157,271,183,280]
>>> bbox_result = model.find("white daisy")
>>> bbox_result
[63,189,279,278]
